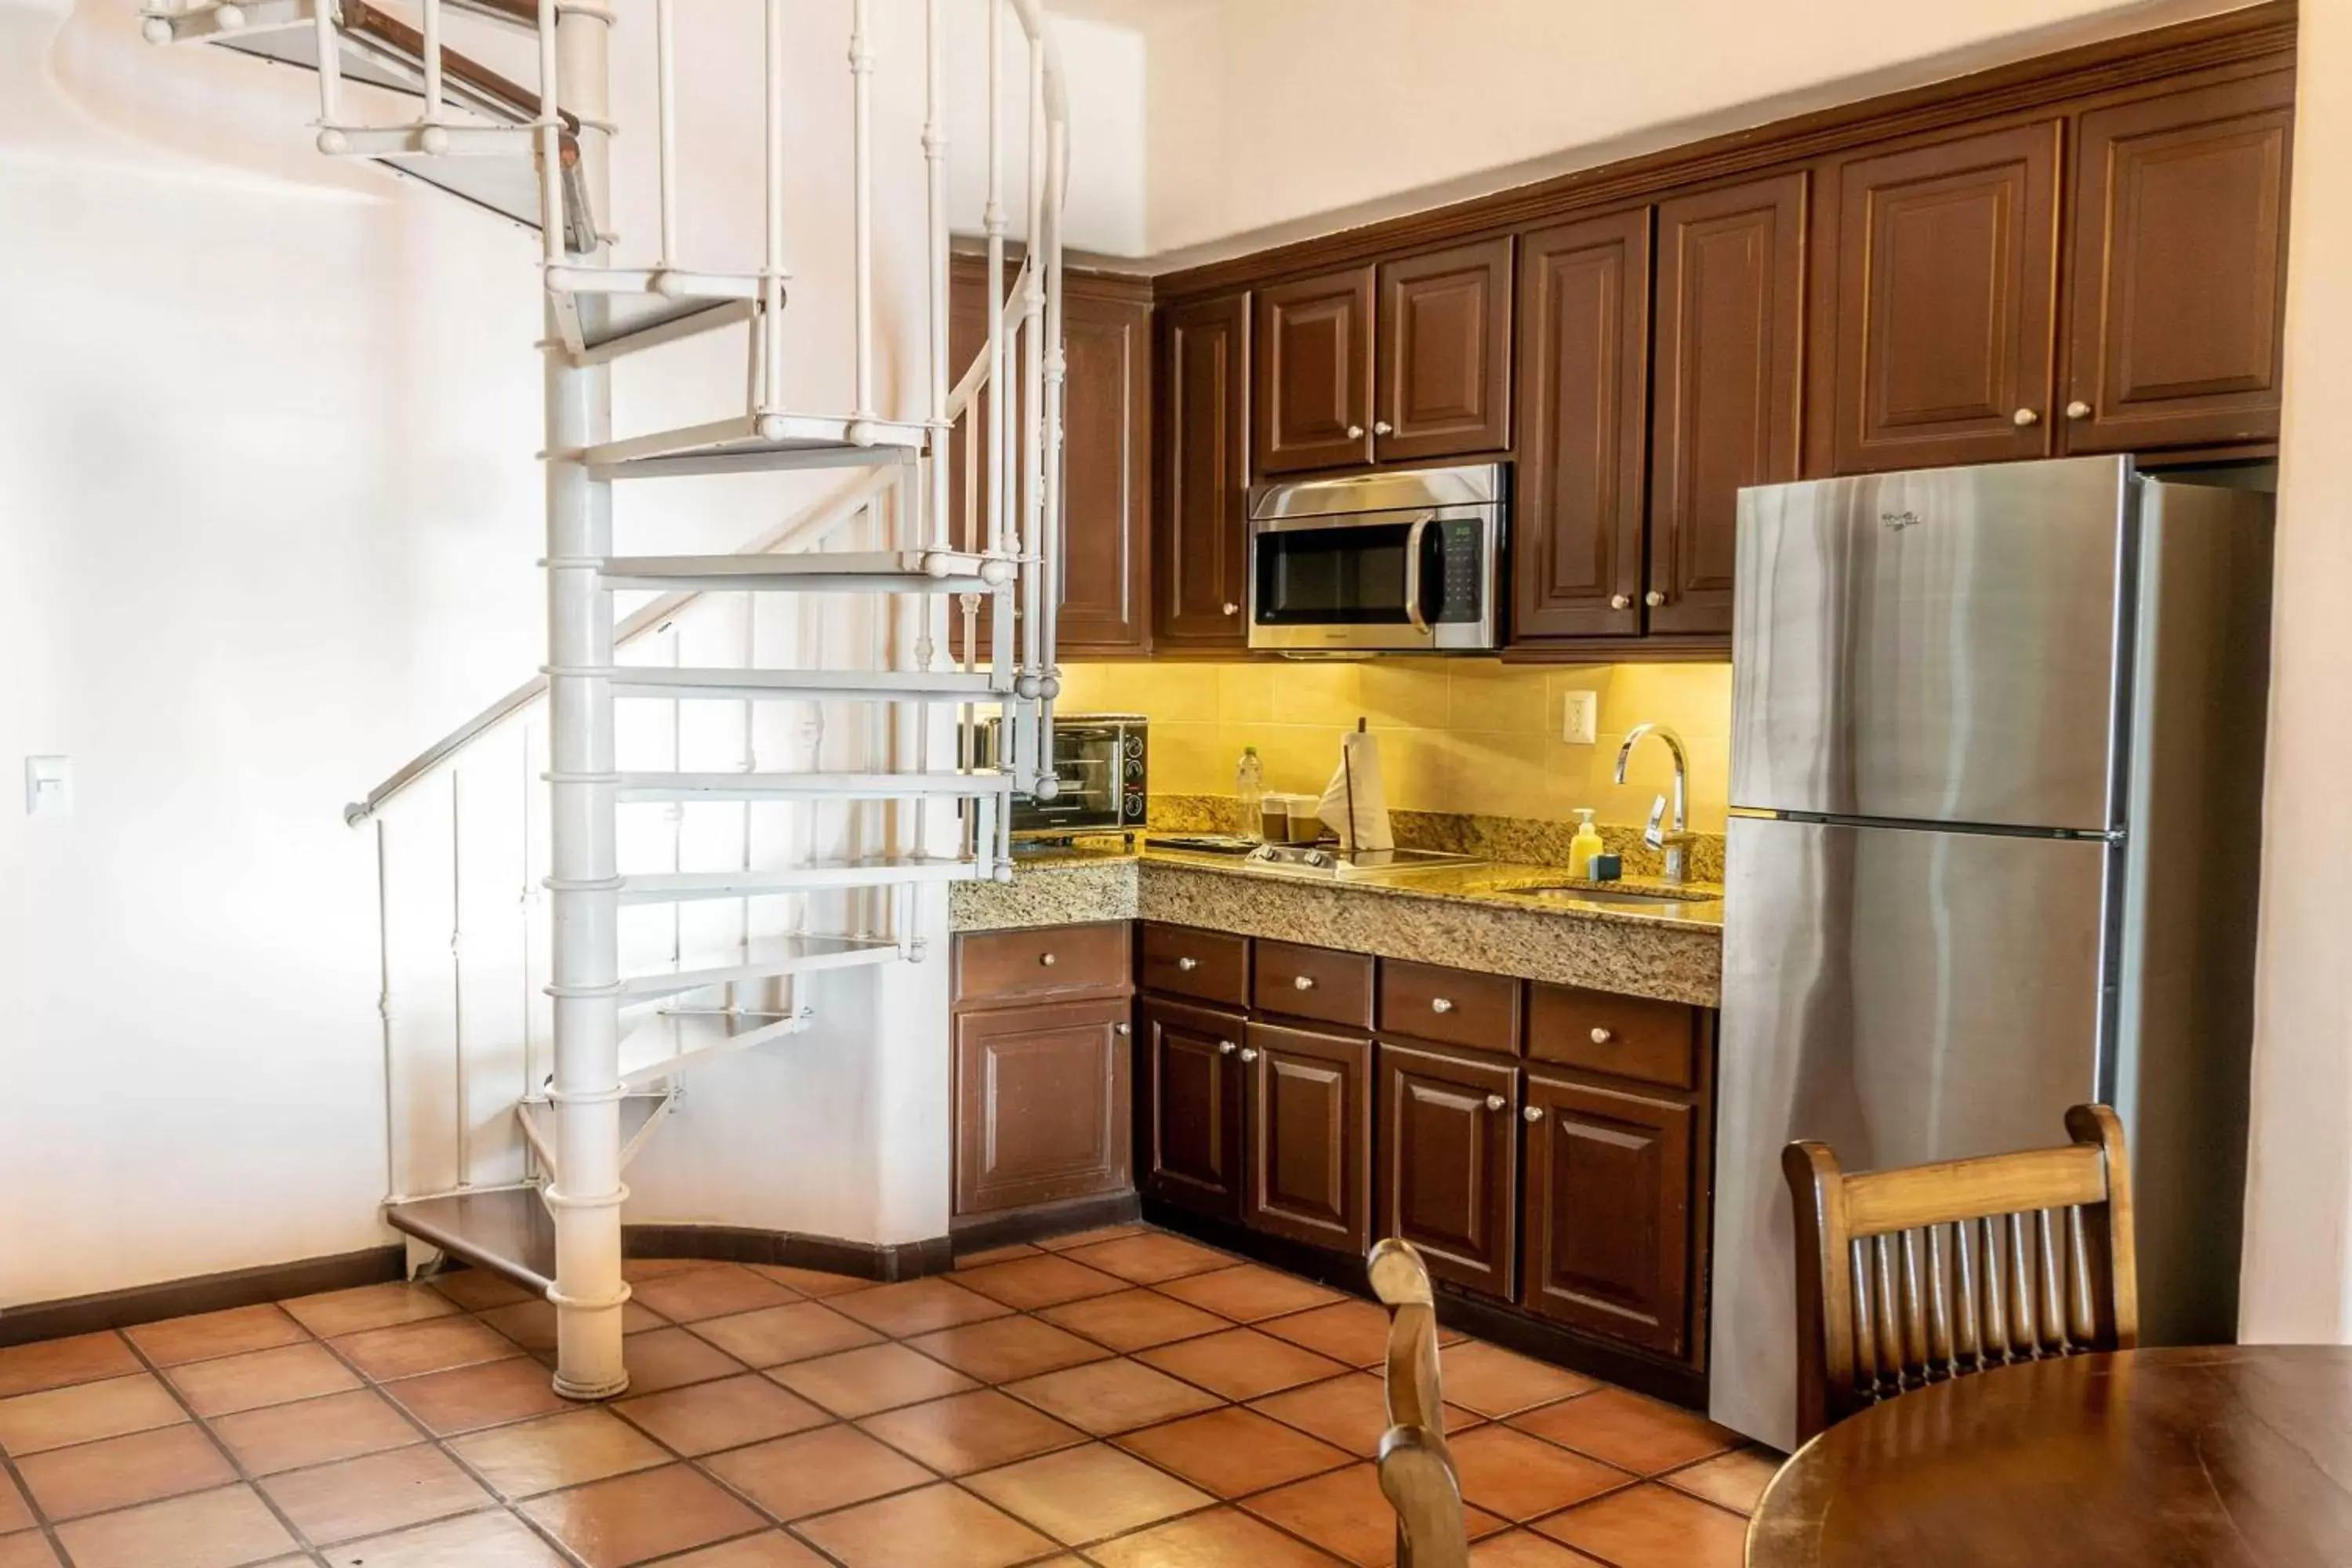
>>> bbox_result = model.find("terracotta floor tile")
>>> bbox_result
[167,1343,361,1418]
[125,1306,309,1368]
[615,1374,829,1456]
[279,1282,459,1339]
[1450,1425,1635,1522]
[1140,1327,1350,1402]
[702,1425,931,1521]
[53,1484,296,1568]
[1534,1483,1746,1568]
[1244,1462,1504,1568]
[622,1257,715,1283]
[1059,1233,1233,1285]
[1248,1373,1477,1460]
[426,1269,536,1312]
[906,1316,1110,1384]
[1256,1301,1399,1367]
[16,1423,235,1519]
[0,1334,142,1399]
[1035,1224,1147,1252]
[614,1327,750,1395]
[385,1356,572,1436]
[0,1373,187,1454]
[1004,1359,1223,1436]
[210,1387,423,1474]
[0,1472,29,1533]
[1472,1530,1606,1566]
[1441,1344,1599,1420]
[790,1481,1055,1568]
[477,1298,666,1352]
[688,1302,883,1369]
[261,1443,493,1544]
[657,1532,831,1566]
[954,1244,1044,1269]
[521,1463,764,1567]
[334,1316,523,1381]
[746,1264,873,1298]
[1090,1504,1351,1567]
[952,1254,1131,1311]
[964,1439,1213,1544]
[1037,1289,1229,1352]
[829,1277,1015,1337]
[857,1389,1086,1476]
[1659,1447,1781,1516]
[1114,1406,1352,1499]
[1158,1266,1346,1323]
[319,1508,570,1566]
[1509,1388,1737,1475]
[0,1534,59,1568]
[448,1408,671,1499]
[630,1265,801,1324]
[768,1342,979,1418]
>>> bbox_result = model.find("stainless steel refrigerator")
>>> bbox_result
[1710,456,2274,1452]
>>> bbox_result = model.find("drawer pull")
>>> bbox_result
[1293,975,1316,991]
[1589,1026,1613,1044]
[1430,997,1454,1014]
[1218,1040,1237,1055]
[1485,1094,1506,1112]
[1039,953,1058,967]
[1523,1105,1545,1123]
[1240,1047,1260,1062]
[1115,1022,1132,1036]
[1177,956,1200,972]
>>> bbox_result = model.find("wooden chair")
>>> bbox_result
[1784,1103,2139,1444]
[1369,1238,1469,1568]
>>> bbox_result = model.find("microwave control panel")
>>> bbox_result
[1434,520,1485,624]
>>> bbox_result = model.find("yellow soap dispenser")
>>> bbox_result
[1568,809,1605,878]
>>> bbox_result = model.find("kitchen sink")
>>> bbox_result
[1497,883,1719,912]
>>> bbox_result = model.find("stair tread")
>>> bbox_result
[385,1188,554,1295]
[609,667,1000,699]
[585,415,933,474]
[579,296,755,361]
[620,933,903,997]
[616,769,1018,799]
[617,858,982,902]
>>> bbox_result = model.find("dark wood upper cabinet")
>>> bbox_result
[953,997,1131,1216]
[2066,71,2294,453]
[1139,996,1248,1221]
[1378,1040,1518,1299]
[1243,1021,1373,1254]
[1831,122,2062,474]
[1253,267,1376,475]
[1512,209,1653,643]
[1650,173,1807,637]
[1520,1071,1697,1358]
[1375,238,1515,462]
[1154,292,1251,649]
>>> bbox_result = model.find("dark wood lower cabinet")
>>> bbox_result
[953,999,1132,1215]
[1139,996,1248,1221]
[1378,1040,1519,1298]
[1520,1070,1697,1358]
[1243,1022,1373,1254]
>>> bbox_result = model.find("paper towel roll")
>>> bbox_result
[1318,731,1394,853]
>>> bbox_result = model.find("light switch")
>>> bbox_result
[25,756,71,816]
[1561,691,1599,746]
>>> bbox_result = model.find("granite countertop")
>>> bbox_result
[950,838,1724,1007]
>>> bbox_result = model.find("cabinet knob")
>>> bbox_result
[1221,602,1240,617]
[1644,590,1666,608]
[1485,1094,1507,1112]
[1114,1022,1131,1036]
[1610,593,1632,611]
[1218,1040,1237,1055]
[1177,956,1199,972]
[1240,1047,1260,1062]
[2013,407,2041,427]
[1523,1105,1545,1123]
[1293,975,1316,990]
[2066,400,2092,420]
[1430,997,1454,1014]
[1038,952,1056,967]
[1374,419,1394,436]
[1346,424,1365,440]
[1589,1026,1614,1045]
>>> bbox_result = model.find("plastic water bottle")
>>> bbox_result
[1236,746,1265,833]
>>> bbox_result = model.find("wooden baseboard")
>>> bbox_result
[0,1246,407,1348]
[948,1190,1142,1255]
[622,1224,954,1283]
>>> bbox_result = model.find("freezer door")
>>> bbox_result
[1708,816,2112,1452]
[1730,457,2131,830]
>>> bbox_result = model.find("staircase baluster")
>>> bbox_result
[421,0,444,129]
[924,0,949,553]
[762,0,787,427]
[312,0,343,129]
[850,0,875,429]
[655,0,678,269]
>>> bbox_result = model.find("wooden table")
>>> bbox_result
[1748,1346,2352,1566]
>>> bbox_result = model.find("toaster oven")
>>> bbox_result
[972,714,1149,837]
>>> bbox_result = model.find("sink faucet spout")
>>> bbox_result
[1613,722,1695,884]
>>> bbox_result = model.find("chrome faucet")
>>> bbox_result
[1615,722,1696,884]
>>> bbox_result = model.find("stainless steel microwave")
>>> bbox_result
[1246,463,1508,653]
[971,714,1148,837]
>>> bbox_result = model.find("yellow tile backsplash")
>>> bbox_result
[1057,659,1734,832]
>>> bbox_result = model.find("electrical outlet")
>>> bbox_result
[1561,691,1599,746]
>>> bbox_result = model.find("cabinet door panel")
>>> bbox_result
[1512,209,1651,643]
[1376,238,1514,462]
[1833,122,2061,473]
[1156,293,1251,648]
[1057,276,1153,652]
[1521,1073,1695,1356]
[1254,267,1375,475]
[2067,72,2293,453]
[954,999,1132,1216]
[1244,1022,1372,1254]
[1379,1041,1519,1298]
[1141,997,1248,1219]
[1650,175,1806,636]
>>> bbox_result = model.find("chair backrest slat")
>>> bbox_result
[1367,1238,1468,1568]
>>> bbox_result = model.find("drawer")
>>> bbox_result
[1379,960,1523,1054]
[1139,923,1250,1007]
[1254,940,1375,1030]
[1526,983,1699,1090]
[954,923,1131,1008]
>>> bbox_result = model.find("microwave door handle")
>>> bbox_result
[1402,513,1435,637]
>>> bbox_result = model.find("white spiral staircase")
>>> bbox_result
[142,0,1069,1398]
